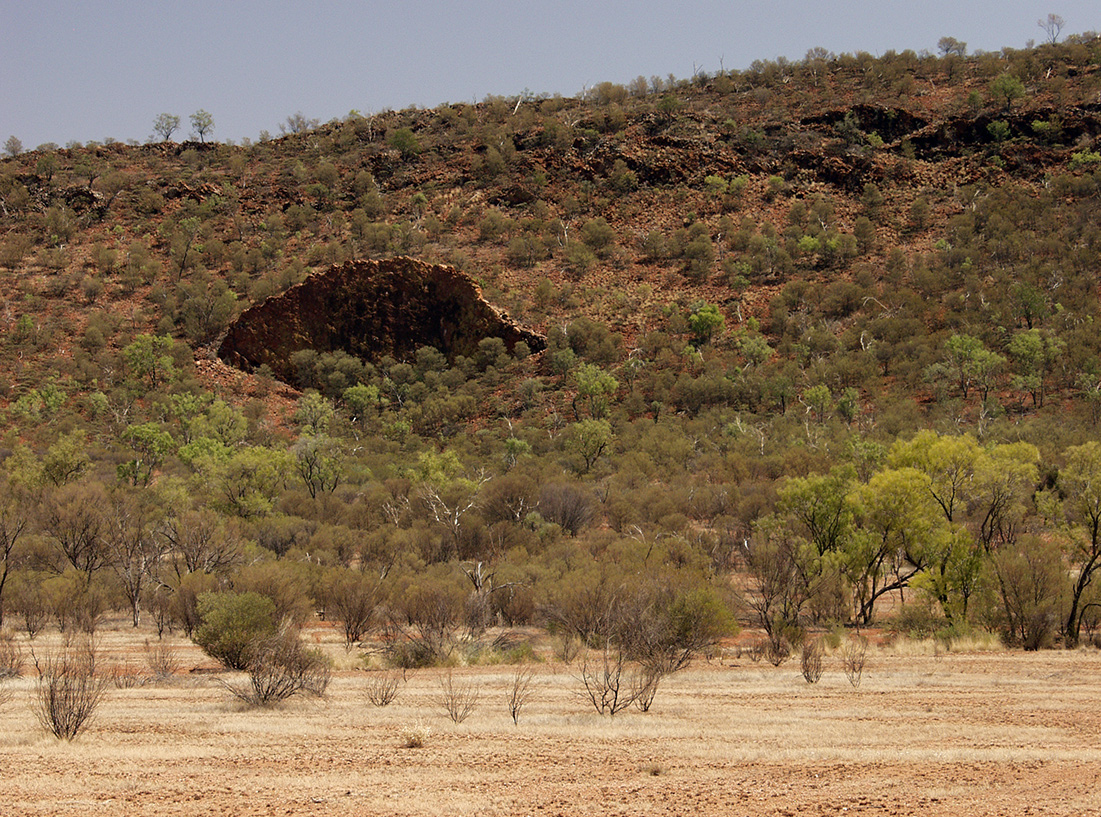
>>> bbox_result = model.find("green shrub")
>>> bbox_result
[194,591,277,670]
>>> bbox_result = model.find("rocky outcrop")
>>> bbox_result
[217,257,545,384]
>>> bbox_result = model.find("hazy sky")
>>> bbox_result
[3,1,1098,149]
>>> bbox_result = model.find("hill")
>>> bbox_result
[2,36,1101,653]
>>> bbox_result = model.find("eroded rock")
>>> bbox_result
[218,257,545,383]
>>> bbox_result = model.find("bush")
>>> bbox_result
[193,591,277,670]
[223,625,331,707]
[33,638,107,740]
[437,669,479,723]
[800,639,823,684]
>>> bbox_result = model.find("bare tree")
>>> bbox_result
[1038,13,1065,44]
[223,625,331,707]
[280,112,320,135]
[39,481,108,578]
[162,508,242,578]
[104,488,168,627]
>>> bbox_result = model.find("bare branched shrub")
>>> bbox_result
[765,634,791,666]
[555,632,580,664]
[111,663,151,689]
[0,629,23,678]
[506,665,536,724]
[365,670,401,707]
[576,646,638,716]
[33,638,108,740]
[437,669,479,723]
[631,664,664,712]
[225,626,331,707]
[747,640,766,663]
[143,639,180,679]
[329,572,382,649]
[801,638,823,684]
[842,635,868,688]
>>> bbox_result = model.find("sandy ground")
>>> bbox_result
[1,626,1100,816]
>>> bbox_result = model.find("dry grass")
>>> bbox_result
[1,621,1100,815]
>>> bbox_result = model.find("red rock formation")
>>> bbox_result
[218,257,544,383]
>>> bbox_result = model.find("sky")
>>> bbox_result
[2,1,1099,150]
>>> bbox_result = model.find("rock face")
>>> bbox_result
[218,257,545,383]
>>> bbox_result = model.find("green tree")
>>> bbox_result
[122,334,174,390]
[848,467,943,624]
[574,363,618,419]
[117,423,175,487]
[1059,441,1101,647]
[566,419,614,474]
[687,303,725,346]
[190,109,214,143]
[990,73,1025,112]
[152,113,180,142]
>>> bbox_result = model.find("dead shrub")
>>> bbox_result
[437,669,479,723]
[765,635,791,666]
[33,638,108,741]
[842,634,868,688]
[631,664,664,712]
[224,626,331,707]
[399,719,430,748]
[0,629,23,678]
[800,638,824,684]
[506,665,536,724]
[143,639,180,679]
[365,670,401,707]
[576,645,638,716]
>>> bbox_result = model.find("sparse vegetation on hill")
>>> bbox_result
[2,33,1101,664]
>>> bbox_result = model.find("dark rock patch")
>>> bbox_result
[218,257,545,384]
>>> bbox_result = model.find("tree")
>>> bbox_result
[687,303,725,346]
[3,136,22,157]
[190,109,214,143]
[103,487,168,627]
[937,36,967,57]
[280,112,319,135]
[848,468,943,624]
[1059,441,1101,647]
[152,113,181,142]
[122,334,174,391]
[565,419,614,474]
[1038,13,1065,44]
[117,423,174,487]
[990,73,1025,112]
[573,363,618,419]
[0,473,30,628]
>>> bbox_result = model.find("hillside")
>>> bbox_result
[2,36,1101,655]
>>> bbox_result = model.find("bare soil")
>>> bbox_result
[2,626,1100,816]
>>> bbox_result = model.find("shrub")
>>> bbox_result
[506,666,536,724]
[193,591,277,671]
[224,625,331,707]
[800,639,823,684]
[576,645,638,716]
[437,669,479,723]
[365,670,401,707]
[842,635,868,687]
[0,629,23,678]
[399,720,430,748]
[33,638,107,741]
